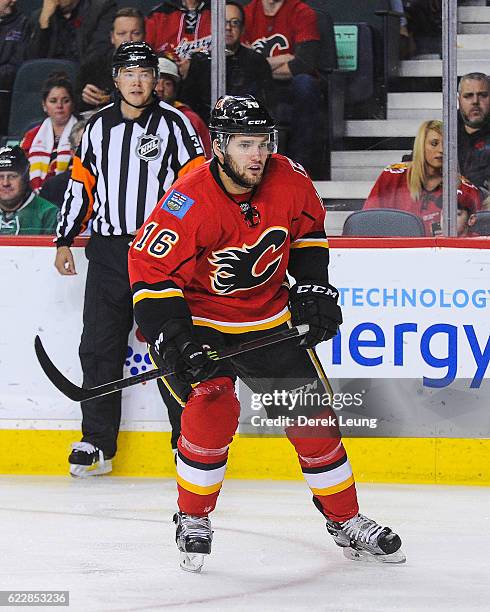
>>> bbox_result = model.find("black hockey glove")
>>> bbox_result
[154,319,217,384]
[289,281,343,349]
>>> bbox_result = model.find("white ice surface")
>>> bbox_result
[0,477,489,611]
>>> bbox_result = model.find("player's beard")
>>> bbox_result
[223,152,265,188]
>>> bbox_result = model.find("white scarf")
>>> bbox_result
[27,115,77,189]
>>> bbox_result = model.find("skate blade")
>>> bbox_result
[70,459,112,478]
[343,546,406,564]
[179,552,206,573]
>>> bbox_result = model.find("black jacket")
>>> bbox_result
[0,9,30,89]
[28,0,116,62]
[180,45,273,122]
[458,115,490,196]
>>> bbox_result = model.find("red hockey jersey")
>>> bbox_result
[243,0,320,57]
[363,163,481,236]
[145,1,211,58]
[128,155,329,342]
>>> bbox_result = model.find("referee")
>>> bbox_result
[54,41,205,477]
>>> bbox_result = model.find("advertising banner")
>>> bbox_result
[1,244,488,437]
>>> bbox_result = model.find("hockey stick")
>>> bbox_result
[34,324,309,403]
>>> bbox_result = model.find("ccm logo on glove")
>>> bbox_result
[296,284,339,299]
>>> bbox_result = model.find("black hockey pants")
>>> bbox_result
[79,233,182,457]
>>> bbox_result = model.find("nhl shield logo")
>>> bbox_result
[136,134,162,161]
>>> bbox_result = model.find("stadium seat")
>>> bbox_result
[472,211,490,236]
[7,59,79,139]
[328,0,400,118]
[342,208,426,236]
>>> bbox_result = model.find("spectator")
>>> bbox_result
[363,119,481,236]
[39,118,86,207]
[20,72,78,192]
[75,7,145,114]
[404,0,441,57]
[243,0,324,176]
[145,0,211,64]
[155,56,211,158]
[54,42,205,477]
[0,146,57,235]
[28,0,116,62]
[0,0,31,136]
[457,72,490,199]
[179,0,272,125]
[456,202,478,237]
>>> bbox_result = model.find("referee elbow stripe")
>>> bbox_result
[71,156,96,211]
[178,155,206,177]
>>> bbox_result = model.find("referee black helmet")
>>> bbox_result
[112,41,159,79]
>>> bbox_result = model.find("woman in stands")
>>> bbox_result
[20,72,78,192]
[363,119,482,236]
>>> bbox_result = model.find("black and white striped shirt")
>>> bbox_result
[56,98,205,246]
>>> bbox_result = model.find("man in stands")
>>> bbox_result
[458,72,490,200]
[155,56,211,158]
[0,146,58,235]
[145,0,211,81]
[75,7,145,113]
[0,0,30,136]
[28,0,116,62]
[243,0,323,176]
[179,0,272,124]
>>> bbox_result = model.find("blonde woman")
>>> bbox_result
[363,119,481,235]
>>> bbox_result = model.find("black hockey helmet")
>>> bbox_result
[0,146,29,179]
[112,41,159,79]
[209,95,276,135]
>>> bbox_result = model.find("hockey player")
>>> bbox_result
[128,95,405,571]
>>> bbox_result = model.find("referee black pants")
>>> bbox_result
[79,233,182,458]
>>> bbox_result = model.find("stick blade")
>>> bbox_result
[34,335,87,402]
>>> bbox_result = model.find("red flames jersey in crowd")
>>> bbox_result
[243,0,320,56]
[363,163,481,236]
[145,7,211,58]
[128,155,329,340]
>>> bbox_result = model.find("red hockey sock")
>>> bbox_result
[177,377,240,516]
[286,412,359,522]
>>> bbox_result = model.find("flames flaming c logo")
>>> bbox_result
[208,227,288,295]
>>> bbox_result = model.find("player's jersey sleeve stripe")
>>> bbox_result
[291,238,329,249]
[132,287,184,306]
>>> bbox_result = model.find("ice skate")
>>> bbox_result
[326,513,406,563]
[68,442,112,478]
[313,497,405,563]
[173,511,213,573]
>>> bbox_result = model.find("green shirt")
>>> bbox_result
[0,193,58,236]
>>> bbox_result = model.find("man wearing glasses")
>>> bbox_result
[180,0,273,122]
